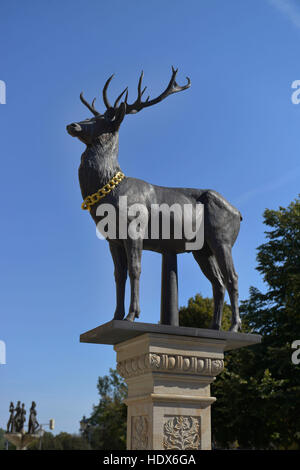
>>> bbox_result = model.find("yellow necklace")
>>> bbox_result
[81,171,125,211]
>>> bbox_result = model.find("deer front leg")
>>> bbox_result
[124,238,142,322]
[109,242,128,320]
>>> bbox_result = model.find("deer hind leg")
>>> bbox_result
[209,243,241,332]
[109,242,128,320]
[124,238,142,322]
[192,244,225,330]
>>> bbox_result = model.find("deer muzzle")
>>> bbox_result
[66,122,82,136]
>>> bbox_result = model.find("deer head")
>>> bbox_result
[66,67,191,145]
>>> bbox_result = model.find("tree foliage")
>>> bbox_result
[0,428,6,450]
[28,431,90,450]
[212,196,300,449]
[80,368,127,450]
[179,294,232,330]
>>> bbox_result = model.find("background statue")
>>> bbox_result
[6,402,15,433]
[19,403,26,433]
[67,68,242,332]
[28,401,39,434]
[13,401,23,433]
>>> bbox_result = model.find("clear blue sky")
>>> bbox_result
[1,0,300,434]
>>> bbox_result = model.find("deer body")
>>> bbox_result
[67,68,242,331]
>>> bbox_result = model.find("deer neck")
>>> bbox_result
[79,132,121,197]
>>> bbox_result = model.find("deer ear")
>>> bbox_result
[114,102,127,130]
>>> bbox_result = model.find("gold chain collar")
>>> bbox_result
[81,171,125,211]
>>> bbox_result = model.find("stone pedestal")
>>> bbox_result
[80,320,261,451]
[4,432,40,450]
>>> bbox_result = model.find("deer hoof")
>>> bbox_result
[229,320,242,332]
[125,311,137,322]
[113,310,125,320]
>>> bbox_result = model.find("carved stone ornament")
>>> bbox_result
[131,416,149,450]
[117,352,224,379]
[163,416,201,450]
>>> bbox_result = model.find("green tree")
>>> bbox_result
[179,293,232,330]
[81,369,127,450]
[54,432,91,450]
[28,431,58,450]
[0,428,6,450]
[230,196,300,449]
[28,431,90,450]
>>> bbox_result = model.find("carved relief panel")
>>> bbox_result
[131,416,149,450]
[163,416,201,450]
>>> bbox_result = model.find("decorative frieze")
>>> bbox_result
[163,416,201,450]
[117,352,224,379]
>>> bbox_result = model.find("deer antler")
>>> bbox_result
[80,68,190,116]
[101,67,191,114]
[102,75,114,109]
[102,74,129,111]
[80,92,101,116]
[125,67,191,114]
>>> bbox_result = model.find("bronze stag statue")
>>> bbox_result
[67,67,242,332]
